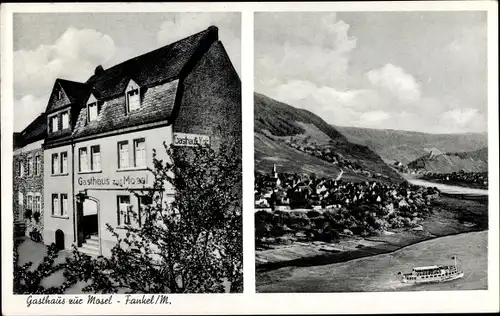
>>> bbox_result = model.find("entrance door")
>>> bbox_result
[82,199,98,239]
[55,230,65,250]
[76,198,84,246]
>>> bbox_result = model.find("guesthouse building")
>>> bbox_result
[42,25,241,256]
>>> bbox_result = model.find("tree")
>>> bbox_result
[63,142,242,293]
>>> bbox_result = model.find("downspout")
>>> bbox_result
[72,141,76,242]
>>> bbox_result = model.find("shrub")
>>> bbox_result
[318,226,339,242]
[311,216,327,230]
[289,211,309,220]
[33,211,41,223]
[255,222,271,239]
[24,209,32,220]
[270,224,287,237]
[307,210,321,218]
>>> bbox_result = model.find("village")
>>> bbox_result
[254,165,441,245]
[255,165,440,211]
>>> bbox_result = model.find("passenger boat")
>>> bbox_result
[398,256,464,284]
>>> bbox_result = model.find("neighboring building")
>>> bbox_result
[42,25,241,256]
[13,113,47,238]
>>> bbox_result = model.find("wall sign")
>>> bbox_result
[77,174,148,187]
[173,133,210,147]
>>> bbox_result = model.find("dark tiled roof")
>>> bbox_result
[72,79,179,138]
[46,79,90,114]
[45,25,220,143]
[15,112,47,147]
[86,26,218,100]
[58,79,90,105]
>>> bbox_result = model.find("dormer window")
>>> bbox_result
[126,79,141,113]
[127,89,140,112]
[88,102,98,122]
[61,112,69,129]
[86,94,103,123]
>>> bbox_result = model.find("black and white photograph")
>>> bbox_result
[254,11,490,293]
[1,2,498,316]
[10,12,242,294]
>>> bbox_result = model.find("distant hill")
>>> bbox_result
[334,125,488,165]
[407,147,488,173]
[254,93,404,183]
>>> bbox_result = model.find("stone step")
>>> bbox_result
[88,234,99,242]
[85,238,99,246]
[81,240,99,249]
[80,248,99,256]
[78,245,100,257]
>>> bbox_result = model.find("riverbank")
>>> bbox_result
[257,230,487,292]
[256,194,487,274]
[404,176,488,196]
[421,178,488,190]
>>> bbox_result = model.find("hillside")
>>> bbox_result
[254,93,404,183]
[407,147,488,173]
[334,125,488,165]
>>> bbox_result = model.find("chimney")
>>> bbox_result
[94,65,104,75]
[207,25,219,40]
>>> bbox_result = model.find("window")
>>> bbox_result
[62,112,69,129]
[35,155,41,176]
[138,195,152,226]
[134,138,146,167]
[117,195,131,225]
[51,115,59,132]
[52,194,59,216]
[34,195,42,214]
[52,154,59,174]
[118,141,129,169]
[79,147,89,172]
[61,152,68,174]
[19,161,24,177]
[27,194,33,211]
[125,80,141,113]
[127,89,141,112]
[88,102,98,122]
[28,157,33,176]
[57,89,63,100]
[91,145,101,171]
[61,194,68,216]
[18,192,24,219]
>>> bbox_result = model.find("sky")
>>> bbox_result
[255,11,488,134]
[13,12,241,132]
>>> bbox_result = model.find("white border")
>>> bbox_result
[1,2,499,315]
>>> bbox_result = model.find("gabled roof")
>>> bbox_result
[46,79,90,114]
[85,26,218,100]
[58,79,90,105]
[14,112,47,147]
[44,25,224,145]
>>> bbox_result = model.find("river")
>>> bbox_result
[405,176,488,196]
[257,231,487,292]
